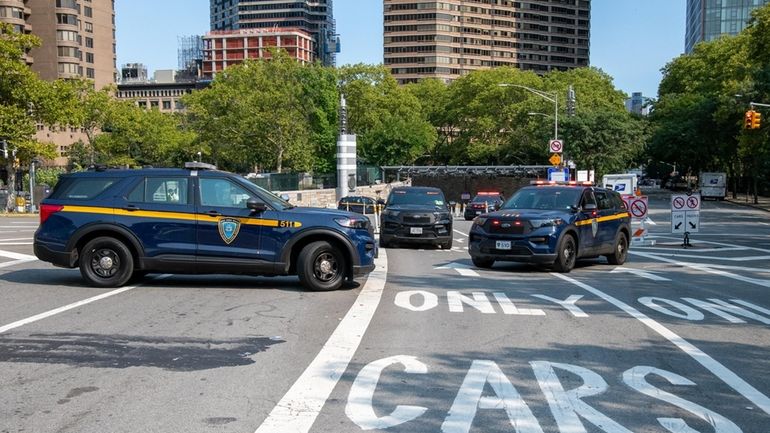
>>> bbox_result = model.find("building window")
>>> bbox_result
[85,37,93,48]
[56,13,79,25]
[84,6,92,17]
[86,68,95,78]
[86,52,94,63]
[84,22,93,33]
[137,101,147,108]
[150,101,159,109]
[58,62,81,75]
[56,0,79,8]
[56,30,80,42]
[162,100,171,110]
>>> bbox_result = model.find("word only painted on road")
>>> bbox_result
[345,356,743,433]
[394,290,770,326]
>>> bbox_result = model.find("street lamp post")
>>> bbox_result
[499,84,558,140]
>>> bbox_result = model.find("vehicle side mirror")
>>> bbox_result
[247,199,267,213]
[582,203,597,212]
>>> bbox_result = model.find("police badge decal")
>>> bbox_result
[218,218,241,244]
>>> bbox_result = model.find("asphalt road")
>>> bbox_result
[2,192,770,433]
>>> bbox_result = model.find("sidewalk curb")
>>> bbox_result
[724,198,770,213]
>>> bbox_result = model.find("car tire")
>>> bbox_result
[606,232,629,265]
[552,234,577,273]
[439,239,453,249]
[297,241,346,291]
[472,256,495,269]
[79,236,134,288]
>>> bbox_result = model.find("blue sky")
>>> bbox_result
[115,0,685,98]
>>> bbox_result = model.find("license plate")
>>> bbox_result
[495,240,512,250]
[410,227,423,235]
[476,211,482,214]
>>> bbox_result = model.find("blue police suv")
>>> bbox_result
[34,163,376,291]
[468,181,631,272]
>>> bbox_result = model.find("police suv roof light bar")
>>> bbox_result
[184,162,217,170]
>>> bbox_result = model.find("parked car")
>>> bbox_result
[338,196,379,214]
[379,186,453,249]
[464,192,505,220]
[34,162,377,291]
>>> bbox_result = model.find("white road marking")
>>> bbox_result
[0,258,37,269]
[634,253,770,261]
[453,229,469,237]
[346,355,428,430]
[610,267,671,281]
[0,249,36,261]
[630,250,770,288]
[631,246,748,253]
[436,261,480,277]
[531,294,588,318]
[553,273,770,417]
[0,242,33,246]
[0,274,171,334]
[254,251,388,433]
[0,237,33,242]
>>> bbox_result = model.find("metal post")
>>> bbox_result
[29,160,35,212]
[554,92,558,140]
[336,94,357,201]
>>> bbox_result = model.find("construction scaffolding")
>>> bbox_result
[177,35,203,75]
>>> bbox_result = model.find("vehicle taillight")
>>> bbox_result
[40,204,63,224]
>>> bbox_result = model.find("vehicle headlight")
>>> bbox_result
[529,218,564,228]
[434,212,451,223]
[473,217,488,226]
[335,217,369,229]
[382,209,400,218]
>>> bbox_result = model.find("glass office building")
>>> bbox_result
[686,0,769,53]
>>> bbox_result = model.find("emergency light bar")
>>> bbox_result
[530,180,593,186]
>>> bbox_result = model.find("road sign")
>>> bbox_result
[549,139,563,153]
[548,154,561,166]
[547,167,569,182]
[671,211,686,234]
[671,193,701,211]
[685,211,700,233]
[629,197,648,219]
[686,195,700,210]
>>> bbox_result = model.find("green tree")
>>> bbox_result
[184,50,332,173]
[0,24,66,210]
[338,64,436,166]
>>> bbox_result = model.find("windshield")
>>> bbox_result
[241,177,293,210]
[388,190,446,208]
[502,188,581,211]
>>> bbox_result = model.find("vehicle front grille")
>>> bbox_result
[403,214,433,225]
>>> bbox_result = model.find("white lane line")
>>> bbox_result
[631,246,748,253]
[630,250,770,288]
[0,258,37,269]
[0,249,36,261]
[633,253,770,262]
[0,242,33,246]
[0,274,171,334]
[552,273,770,416]
[0,238,34,242]
[453,229,469,237]
[254,251,388,433]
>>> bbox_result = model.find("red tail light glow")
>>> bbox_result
[40,204,63,224]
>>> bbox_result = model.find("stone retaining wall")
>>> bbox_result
[280,181,411,208]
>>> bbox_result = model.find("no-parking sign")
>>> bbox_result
[628,196,648,219]
[549,139,563,154]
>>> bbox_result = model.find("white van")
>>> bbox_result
[699,172,726,200]
[602,174,638,196]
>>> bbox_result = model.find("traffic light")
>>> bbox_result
[752,111,762,129]
[745,110,755,129]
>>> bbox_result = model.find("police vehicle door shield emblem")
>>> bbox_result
[218,218,241,244]
[591,218,598,238]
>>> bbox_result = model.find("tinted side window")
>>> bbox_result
[200,178,256,208]
[580,189,596,207]
[610,192,626,210]
[128,177,189,205]
[56,178,118,200]
[593,190,613,210]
